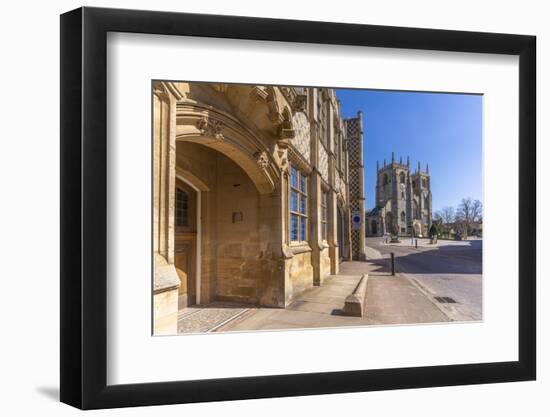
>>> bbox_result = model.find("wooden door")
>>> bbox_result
[174,180,198,307]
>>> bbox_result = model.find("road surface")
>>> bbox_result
[366,236,482,321]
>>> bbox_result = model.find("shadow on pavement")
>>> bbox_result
[368,240,482,275]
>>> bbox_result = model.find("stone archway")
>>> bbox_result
[371,220,378,235]
[175,140,283,307]
[385,212,393,234]
[175,103,282,196]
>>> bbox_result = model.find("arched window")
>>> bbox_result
[424,196,429,209]
[422,178,427,188]
[400,172,405,184]
[400,211,406,223]
[413,200,419,220]
[383,174,388,185]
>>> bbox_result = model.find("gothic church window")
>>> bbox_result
[400,211,406,223]
[400,172,405,184]
[290,165,308,242]
[383,174,388,185]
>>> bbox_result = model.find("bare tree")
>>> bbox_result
[471,199,483,222]
[437,206,455,236]
[441,206,455,224]
[456,198,483,237]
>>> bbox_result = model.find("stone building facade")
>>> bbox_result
[366,153,432,237]
[152,81,366,334]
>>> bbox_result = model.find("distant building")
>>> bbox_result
[366,154,432,237]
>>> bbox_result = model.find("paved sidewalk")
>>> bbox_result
[215,260,449,332]
[177,302,250,334]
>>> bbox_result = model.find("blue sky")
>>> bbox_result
[336,89,483,213]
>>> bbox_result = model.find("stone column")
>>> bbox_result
[310,170,323,285]
[152,82,181,335]
[328,190,338,275]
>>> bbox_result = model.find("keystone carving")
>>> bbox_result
[196,116,225,140]
[254,151,269,170]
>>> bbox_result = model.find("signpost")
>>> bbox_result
[352,211,362,231]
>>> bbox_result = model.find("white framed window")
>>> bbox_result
[290,165,308,242]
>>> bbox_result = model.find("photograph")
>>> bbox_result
[152,81,483,335]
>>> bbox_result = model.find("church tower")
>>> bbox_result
[368,153,432,237]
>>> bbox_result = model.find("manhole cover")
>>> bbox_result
[434,296,457,304]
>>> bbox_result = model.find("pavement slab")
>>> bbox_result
[214,261,451,332]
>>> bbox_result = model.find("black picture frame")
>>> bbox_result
[60,6,536,410]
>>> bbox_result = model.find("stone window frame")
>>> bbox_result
[289,164,309,244]
[175,186,189,228]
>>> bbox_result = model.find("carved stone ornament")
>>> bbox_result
[250,86,269,102]
[293,94,307,112]
[280,87,297,105]
[196,116,225,140]
[254,151,269,170]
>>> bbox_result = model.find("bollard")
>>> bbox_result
[415,239,418,249]
[391,252,395,276]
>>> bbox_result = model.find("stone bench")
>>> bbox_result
[343,274,369,317]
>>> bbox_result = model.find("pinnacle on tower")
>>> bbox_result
[418,161,421,172]
[407,156,410,167]
[384,159,386,168]
[426,162,429,174]
[392,152,395,163]
[400,156,403,165]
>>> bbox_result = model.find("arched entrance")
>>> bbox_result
[175,140,282,306]
[371,220,378,235]
[385,211,393,234]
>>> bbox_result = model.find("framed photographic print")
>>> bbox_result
[60,6,536,410]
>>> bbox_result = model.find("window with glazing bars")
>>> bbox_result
[175,187,189,227]
[290,165,308,242]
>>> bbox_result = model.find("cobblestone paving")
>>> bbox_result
[177,302,249,334]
